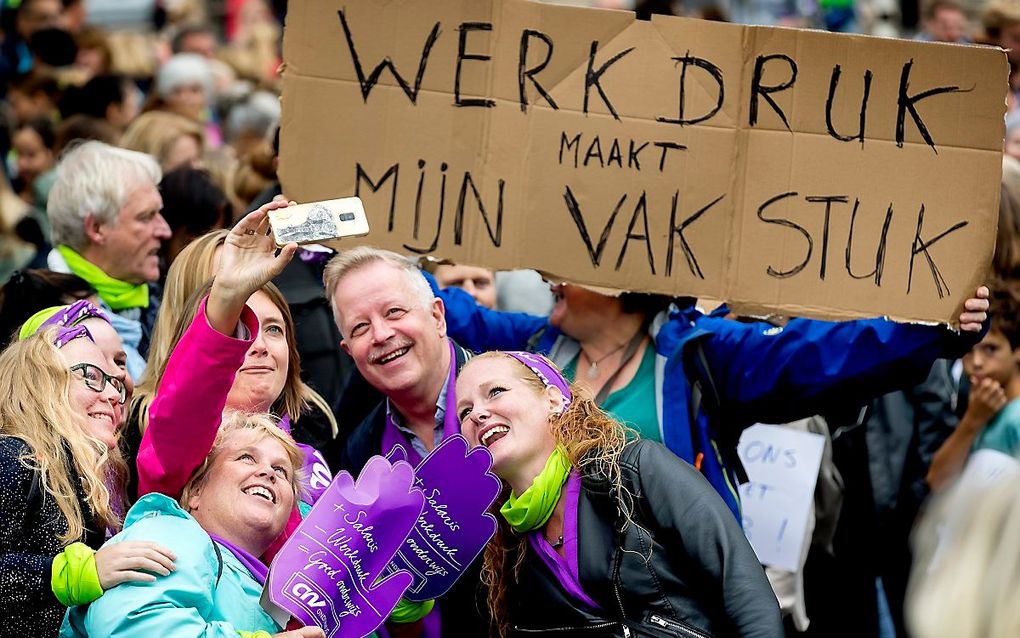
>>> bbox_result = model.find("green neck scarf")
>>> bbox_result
[499,447,572,532]
[57,245,149,310]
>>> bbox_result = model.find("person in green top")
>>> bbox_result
[928,284,1020,490]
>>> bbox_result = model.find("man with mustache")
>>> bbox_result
[324,246,485,637]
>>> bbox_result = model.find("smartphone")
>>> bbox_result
[267,197,370,246]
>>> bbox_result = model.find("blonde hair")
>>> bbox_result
[323,247,434,335]
[468,352,633,638]
[119,111,205,170]
[131,232,336,437]
[180,410,306,510]
[908,478,1020,638]
[0,332,125,542]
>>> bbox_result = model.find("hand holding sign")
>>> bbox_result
[266,456,425,638]
[389,434,501,601]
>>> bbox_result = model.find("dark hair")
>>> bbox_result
[619,291,681,318]
[0,269,95,347]
[16,116,56,150]
[159,167,232,236]
[171,23,216,54]
[59,74,132,120]
[27,27,77,67]
[989,281,1020,350]
[53,114,118,155]
[634,0,680,19]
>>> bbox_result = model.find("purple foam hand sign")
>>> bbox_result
[296,443,333,505]
[266,455,425,638]
[389,434,502,601]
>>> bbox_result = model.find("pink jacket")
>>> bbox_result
[135,296,301,558]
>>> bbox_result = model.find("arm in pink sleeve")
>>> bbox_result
[136,296,260,498]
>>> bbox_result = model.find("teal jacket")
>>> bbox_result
[61,493,280,637]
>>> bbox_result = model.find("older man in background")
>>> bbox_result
[47,140,169,379]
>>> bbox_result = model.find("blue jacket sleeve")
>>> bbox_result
[698,315,969,426]
[423,271,548,353]
[77,516,241,638]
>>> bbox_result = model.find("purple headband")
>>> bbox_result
[503,351,572,412]
[40,300,110,331]
[53,324,95,349]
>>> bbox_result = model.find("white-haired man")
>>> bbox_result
[47,141,170,379]
[323,246,487,637]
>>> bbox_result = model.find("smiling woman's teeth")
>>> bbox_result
[481,426,510,447]
[243,486,274,502]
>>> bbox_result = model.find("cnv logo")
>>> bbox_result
[291,582,328,608]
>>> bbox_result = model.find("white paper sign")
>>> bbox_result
[737,424,825,571]
[959,448,1020,489]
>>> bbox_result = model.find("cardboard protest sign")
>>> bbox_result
[280,0,1006,324]
[264,456,424,638]
[737,424,825,571]
[386,435,501,601]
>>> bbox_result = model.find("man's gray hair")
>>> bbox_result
[47,141,162,251]
[324,246,435,335]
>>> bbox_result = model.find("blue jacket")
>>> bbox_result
[61,494,280,638]
[431,279,975,519]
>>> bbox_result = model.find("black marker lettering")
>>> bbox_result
[658,52,725,126]
[337,9,440,104]
[518,30,558,113]
[584,41,634,121]
[355,163,399,232]
[454,172,504,247]
[805,195,848,280]
[908,204,968,297]
[615,192,656,274]
[757,191,812,278]
[845,199,893,286]
[749,54,797,130]
[563,186,627,267]
[825,65,872,145]
[666,192,725,279]
[455,23,495,108]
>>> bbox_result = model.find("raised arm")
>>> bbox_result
[136,203,298,498]
[693,289,988,427]
[424,271,548,352]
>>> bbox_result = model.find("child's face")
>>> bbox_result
[13,127,53,185]
[963,330,1020,387]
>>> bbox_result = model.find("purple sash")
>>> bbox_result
[208,533,269,585]
[528,471,600,611]
[380,341,459,466]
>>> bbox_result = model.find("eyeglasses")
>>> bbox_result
[69,363,127,405]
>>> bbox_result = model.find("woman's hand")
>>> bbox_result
[95,541,176,589]
[959,286,990,332]
[212,201,299,306]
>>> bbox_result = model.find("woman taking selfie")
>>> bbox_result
[454,351,783,638]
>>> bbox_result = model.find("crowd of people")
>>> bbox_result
[0,1,1018,637]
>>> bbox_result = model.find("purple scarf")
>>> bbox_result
[208,533,269,585]
[528,471,601,610]
[380,340,460,466]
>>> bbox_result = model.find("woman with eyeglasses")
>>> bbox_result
[0,310,175,636]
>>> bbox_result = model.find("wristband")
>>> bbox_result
[51,542,104,606]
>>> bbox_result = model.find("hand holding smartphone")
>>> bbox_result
[267,197,370,246]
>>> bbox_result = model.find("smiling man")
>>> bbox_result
[47,141,170,380]
[324,247,487,637]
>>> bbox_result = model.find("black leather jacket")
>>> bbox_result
[509,440,783,638]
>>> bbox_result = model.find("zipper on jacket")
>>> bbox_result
[513,621,619,633]
[647,614,713,638]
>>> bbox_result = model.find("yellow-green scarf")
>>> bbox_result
[499,448,572,532]
[57,245,149,310]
